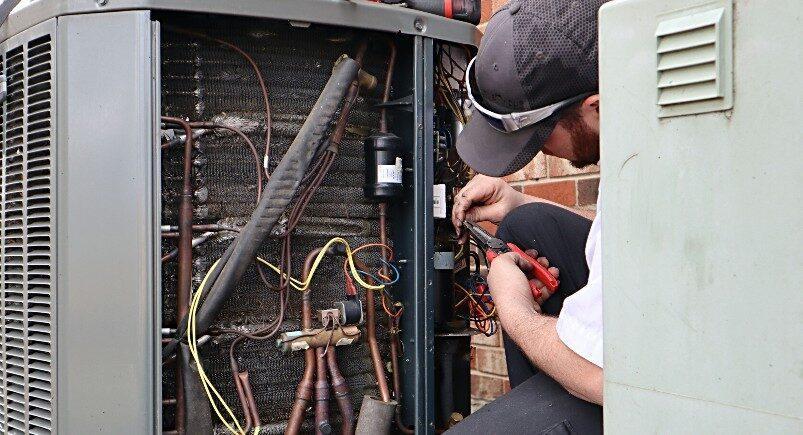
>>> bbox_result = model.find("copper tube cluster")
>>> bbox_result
[366,203,393,403]
[161,116,195,435]
[362,40,399,407]
[286,249,324,434]
[327,348,355,434]
[379,40,415,433]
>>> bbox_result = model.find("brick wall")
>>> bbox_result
[469,0,601,410]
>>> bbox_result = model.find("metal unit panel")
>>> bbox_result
[0,17,57,435]
[1,0,480,47]
[391,35,437,435]
[56,10,156,434]
[410,35,436,434]
[599,0,803,432]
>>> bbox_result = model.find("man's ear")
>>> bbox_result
[582,94,600,114]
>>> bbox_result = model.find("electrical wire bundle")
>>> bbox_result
[455,248,497,336]
[346,243,403,319]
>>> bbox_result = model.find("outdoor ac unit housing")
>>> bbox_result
[0,1,479,433]
[600,0,802,433]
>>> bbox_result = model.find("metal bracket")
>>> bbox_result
[374,94,414,112]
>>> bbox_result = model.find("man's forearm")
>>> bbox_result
[499,304,603,404]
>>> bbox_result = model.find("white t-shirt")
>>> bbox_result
[555,195,603,368]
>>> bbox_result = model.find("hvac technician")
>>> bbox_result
[448,0,608,433]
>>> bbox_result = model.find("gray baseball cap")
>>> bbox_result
[457,0,607,177]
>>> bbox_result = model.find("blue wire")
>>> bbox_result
[354,261,400,286]
[379,259,400,285]
[356,269,383,285]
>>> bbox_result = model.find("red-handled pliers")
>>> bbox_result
[464,220,559,300]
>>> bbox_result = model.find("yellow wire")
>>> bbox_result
[185,237,387,434]
[188,259,245,435]
[255,237,385,291]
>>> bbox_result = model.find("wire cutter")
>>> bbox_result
[464,220,559,300]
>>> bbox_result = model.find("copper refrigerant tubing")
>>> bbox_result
[379,41,396,133]
[363,41,398,405]
[233,371,253,433]
[161,116,195,435]
[239,371,261,430]
[278,325,360,352]
[390,315,415,434]
[314,347,331,434]
[166,26,273,177]
[188,122,263,203]
[287,248,324,434]
[327,347,355,435]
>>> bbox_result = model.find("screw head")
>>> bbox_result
[96,0,108,6]
[413,18,425,32]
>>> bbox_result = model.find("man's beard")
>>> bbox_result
[558,107,600,169]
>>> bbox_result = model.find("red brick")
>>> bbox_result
[503,153,547,182]
[521,180,577,206]
[471,329,500,347]
[502,379,511,394]
[546,155,599,178]
[577,177,600,206]
[475,347,508,376]
[471,373,504,400]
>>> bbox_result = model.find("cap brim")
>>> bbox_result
[456,112,558,177]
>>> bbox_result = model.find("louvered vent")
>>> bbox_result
[656,3,732,117]
[0,33,55,435]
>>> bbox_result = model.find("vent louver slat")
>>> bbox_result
[655,5,732,117]
[1,33,55,434]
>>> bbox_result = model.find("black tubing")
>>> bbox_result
[193,56,359,335]
[163,242,235,359]
[180,343,213,433]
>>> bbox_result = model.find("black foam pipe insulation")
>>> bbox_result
[193,56,360,336]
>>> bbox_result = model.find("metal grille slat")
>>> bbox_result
[1,32,55,434]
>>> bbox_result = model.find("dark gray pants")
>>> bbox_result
[448,203,602,434]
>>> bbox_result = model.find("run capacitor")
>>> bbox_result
[364,132,404,200]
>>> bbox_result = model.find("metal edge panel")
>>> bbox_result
[150,18,161,434]
[2,0,480,47]
[412,35,435,435]
[56,10,155,434]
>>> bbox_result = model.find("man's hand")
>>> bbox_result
[451,175,532,238]
[486,250,602,405]
[487,249,559,312]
